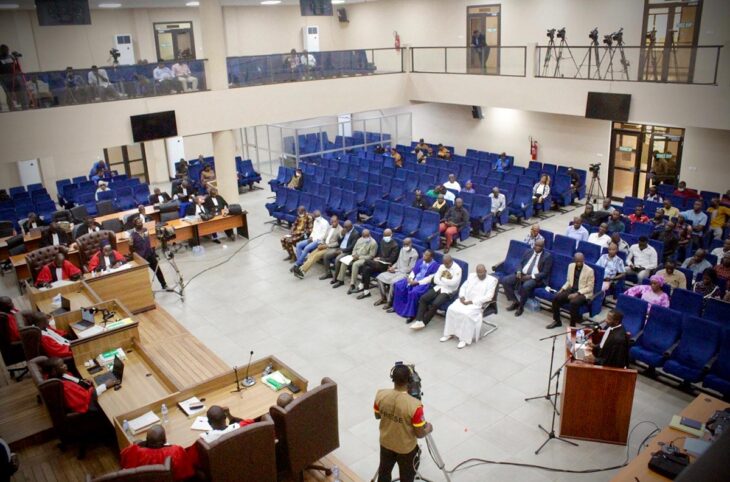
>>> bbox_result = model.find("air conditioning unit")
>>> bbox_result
[114,34,135,65]
[301,26,320,52]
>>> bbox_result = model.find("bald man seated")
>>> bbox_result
[120,425,194,481]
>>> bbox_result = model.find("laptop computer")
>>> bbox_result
[51,296,71,316]
[94,355,125,387]
[71,308,96,331]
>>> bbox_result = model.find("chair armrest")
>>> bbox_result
[704,352,721,373]
[663,340,681,358]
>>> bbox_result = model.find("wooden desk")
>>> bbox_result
[0,230,41,262]
[197,212,249,239]
[113,355,307,449]
[28,280,101,314]
[612,395,729,482]
[84,255,155,313]
[94,205,160,225]
[560,328,638,445]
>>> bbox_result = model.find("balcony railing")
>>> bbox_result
[0,59,207,112]
[226,48,403,88]
[535,44,723,85]
[411,46,527,77]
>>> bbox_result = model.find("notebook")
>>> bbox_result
[191,416,212,431]
[262,371,291,391]
[178,397,206,417]
[669,415,705,437]
[128,411,160,434]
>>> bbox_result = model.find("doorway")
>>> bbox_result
[466,4,501,74]
[154,22,196,61]
[639,0,702,82]
[104,143,150,183]
[607,122,685,200]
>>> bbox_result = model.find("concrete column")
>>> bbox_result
[199,0,229,91]
[212,130,238,202]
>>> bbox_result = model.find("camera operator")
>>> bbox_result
[0,45,27,110]
[129,217,170,291]
[374,364,432,482]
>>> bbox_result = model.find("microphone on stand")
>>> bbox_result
[231,365,242,393]
[242,350,256,388]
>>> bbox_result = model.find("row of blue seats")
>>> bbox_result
[236,158,262,187]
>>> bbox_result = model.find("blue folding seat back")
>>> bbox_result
[614,295,649,341]
[326,188,343,216]
[703,328,730,397]
[538,229,554,250]
[469,195,493,235]
[265,187,286,216]
[629,306,682,368]
[552,234,577,257]
[576,241,601,264]
[534,254,571,302]
[415,211,441,251]
[493,240,531,280]
[405,172,418,193]
[397,207,422,238]
[703,298,729,325]
[280,191,301,223]
[631,222,655,238]
[389,181,405,202]
[508,185,534,220]
[663,317,721,383]
[669,288,703,317]
[134,184,150,205]
[366,200,389,229]
[339,190,357,222]
[387,203,405,232]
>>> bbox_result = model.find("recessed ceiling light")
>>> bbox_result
[0,3,20,9]
[332,0,345,4]
[98,3,122,8]
[260,1,282,5]
[185,1,199,6]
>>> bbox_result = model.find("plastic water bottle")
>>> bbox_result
[161,403,169,424]
[331,465,341,482]
[122,419,131,437]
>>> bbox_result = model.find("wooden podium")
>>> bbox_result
[559,328,638,445]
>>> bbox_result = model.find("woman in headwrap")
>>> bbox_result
[623,274,670,309]
[692,268,721,300]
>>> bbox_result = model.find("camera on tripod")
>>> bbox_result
[155,225,176,246]
[546,28,556,40]
[589,163,601,175]
[556,27,566,40]
[109,48,121,64]
[588,28,598,42]
[11,51,22,58]
[603,34,613,46]
[394,361,423,400]
[611,28,624,44]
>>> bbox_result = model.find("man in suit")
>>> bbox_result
[354,228,400,296]
[148,187,171,205]
[22,212,46,233]
[296,215,342,278]
[74,217,102,240]
[40,222,70,247]
[204,187,235,240]
[502,239,553,317]
[185,195,209,217]
[471,29,488,72]
[130,217,169,290]
[548,252,595,329]
[321,220,359,280]
[585,310,629,369]
[35,252,82,287]
[172,179,196,202]
[332,229,377,290]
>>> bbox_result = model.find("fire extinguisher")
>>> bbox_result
[394,31,401,52]
[530,137,538,161]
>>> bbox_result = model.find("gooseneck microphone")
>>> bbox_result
[242,350,256,388]
[231,365,242,393]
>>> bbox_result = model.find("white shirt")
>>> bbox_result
[521,251,542,277]
[324,225,341,245]
[310,216,329,242]
[55,268,63,280]
[156,194,166,204]
[201,423,241,444]
[300,54,316,67]
[51,233,60,245]
[153,66,174,81]
[62,373,108,395]
[443,180,461,192]
[566,225,589,243]
[533,182,550,197]
[87,69,111,87]
[587,232,611,249]
[103,256,112,268]
[599,324,620,349]
[429,263,462,294]
[490,193,506,213]
[711,247,728,264]
[211,197,219,207]
[194,204,206,215]
[627,244,658,270]
[43,328,69,346]
[444,191,456,203]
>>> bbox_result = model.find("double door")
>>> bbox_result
[466,4,500,74]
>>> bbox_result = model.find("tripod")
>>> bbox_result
[586,169,606,204]
[524,331,563,415]
[153,239,185,302]
[641,29,659,81]
[8,55,34,110]
[602,39,630,81]
[553,37,580,78]
[576,37,602,79]
[370,434,451,482]
[541,37,557,77]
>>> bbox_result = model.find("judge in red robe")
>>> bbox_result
[43,357,117,414]
[121,425,194,481]
[35,253,82,287]
[87,244,126,272]
[26,310,73,359]
[0,297,20,343]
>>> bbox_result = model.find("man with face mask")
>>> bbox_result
[332,229,377,290]
[373,238,419,309]
[355,229,400,298]
[280,206,312,262]
[441,264,497,349]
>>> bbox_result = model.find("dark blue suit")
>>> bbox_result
[503,249,553,308]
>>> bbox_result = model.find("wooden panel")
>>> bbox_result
[612,395,729,482]
[0,379,52,445]
[29,281,101,316]
[196,213,246,237]
[94,205,159,225]
[85,256,155,313]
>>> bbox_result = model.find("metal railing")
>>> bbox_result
[411,46,527,77]
[227,48,403,88]
[535,44,723,85]
[0,59,207,112]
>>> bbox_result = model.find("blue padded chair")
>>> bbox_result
[615,294,649,342]
[438,257,470,312]
[389,181,405,202]
[354,181,368,206]
[534,253,572,303]
[114,187,136,210]
[72,176,87,184]
[669,288,704,317]
[662,317,721,384]
[279,190,301,224]
[577,241,601,264]
[539,229,554,250]
[394,207,422,242]
[325,188,343,218]
[631,222,655,238]
[551,175,573,207]
[387,203,405,232]
[629,306,683,369]
[470,195,493,236]
[133,184,150,206]
[414,211,441,251]
[552,234,577,257]
[492,240,531,281]
[703,298,729,325]
[508,185,534,221]
[365,200,389,230]
[265,186,287,217]
[268,166,289,191]
[702,327,730,397]
[361,184,382,215]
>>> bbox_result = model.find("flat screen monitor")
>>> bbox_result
[131,111,178,143]
[300,0,333,16]
[585,92,631,122]
[35,0,91,26]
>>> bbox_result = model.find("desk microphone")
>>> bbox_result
[231,366,242,393]
[242,350,256,388]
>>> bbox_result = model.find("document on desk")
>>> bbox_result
[178,396,206,417]
[76,325,104,339]
[191,416,212,431]
[129,411,161,434]
[339,255,354,266]
[262,371,291,391]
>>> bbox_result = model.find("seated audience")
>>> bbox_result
[431,193,449,219]
[587,223,611,248]
[626,236,658,283]
[130,217,169,290]
[439,198,469,253]
[185,195,210,218]
[295,215,341,278]
[502,239,552,317]
[281,206,312,261]
[462,180,475,194]
[87,65,118,100]
[35,252,81,287]
[522,224,544,248]
[62,67,88,104]
[672,181,700,200]
[290,211,330,274]
[172,179,196,202]
[596,242,626,293]
[548,252,594,329]
[149,187,171,205]
[581,204,606,226]
[412,189,429,210]
[655,260,687,291]
[95,180,110,201]
[153,61,177,94]
[711,238,730,264]
[27,312,72,359]
[204,187,234,237]
[415,139,428,154]
[682,249,712,278]
[0,296,20,343]
[42,356,118,414]
[354,229,399,297]
[645,185,663,203]
[198,405,253,444]
[652,222,679,262]
[287,168,304,190]
[76,217,102,238]
[494,153,507,172]
[676,223,693,261]
[714,255,730,282]
[322,221,359,280]
[41,222,70,247]
[662,198,679,220]
[373,238,419,308]
[175,158,189,180]
[584,310,629,368]
[390,250,438,319]
[87,243,126,272]
[599,198,616,215]
[332,229,377,291]
[132,205,152,224]
[22,212,46,233]
[624,274,670,309]
[681,199,708,248]
[374,144,386,155]
[707,198,730,240]
[199,164,216,188]
[567,167,582,201]
[692,268,721,299]
[628,205,649,226]
[651,208,667,229]
[88,160,108,179]
[300,49,316,74]
[490,187,507,225]
[532,175,550,213]
[410,255,462,330]
[441,265,497,349]
[120,425,194,481]
[610,232,630,254]
[565,217,589,243]
[171,61,198,92]
[443,174,461,192]
[606,210,625,233]
[437,144,451,160]
[391,148,403,168]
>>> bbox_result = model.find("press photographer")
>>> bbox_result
[374,362,432,482]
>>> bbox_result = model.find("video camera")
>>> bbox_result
[603,34,614,46]
[546,28,556,40]
[11,51,22,58]
[589,163,601,175]
[155,224,176,243]
[556,27,566,40]
[109,48,121,64]
[589,28,598,42]
[646,28,657,42]
[611,28,624,44]
[393,361,423,400]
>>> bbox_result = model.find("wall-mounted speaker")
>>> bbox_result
[471,106,483,119]
[337,8,349,23]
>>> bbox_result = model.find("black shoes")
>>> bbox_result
[292,266,304,279]
[357,292,371,300]
[212,239,221,244]
[332,281,344,288]
[405,317,414,324]
[319,273,332,280]
[347,285,358,295]
[385,307,395,313]
[545,320,562,329]
[373,298,386,306]
[506,302,519,312]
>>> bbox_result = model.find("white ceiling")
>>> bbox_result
[0,0,373,10]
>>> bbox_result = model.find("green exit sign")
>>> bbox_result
[656,153,673,159]
[619,146,634,152]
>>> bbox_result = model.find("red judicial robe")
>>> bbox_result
[59,374,95,413]
[3,309,20,342]
[87,249,125,272]
[40,327,72,358]
[35,260,82,286]
[120,444,195,481]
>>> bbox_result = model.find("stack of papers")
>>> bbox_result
[129,411,160,434]
[262,371,291,391]
[178,396,206,417]
[191,416,212,431]
[96,347,126,366]
[76,325,104,339]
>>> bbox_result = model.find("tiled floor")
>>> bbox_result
[2,182,694,481]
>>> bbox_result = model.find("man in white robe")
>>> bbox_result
[440,264,497,349]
